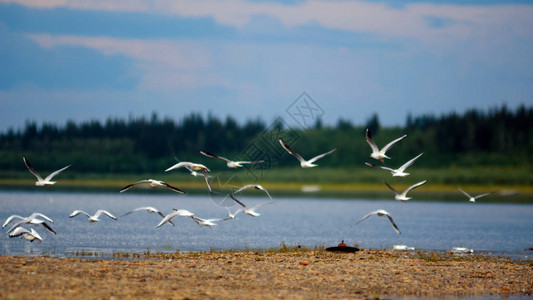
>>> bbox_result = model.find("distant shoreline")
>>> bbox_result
[1,178,532,203]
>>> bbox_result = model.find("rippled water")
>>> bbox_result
[0,190,532,258]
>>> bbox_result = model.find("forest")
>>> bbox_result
[0,104,531,184]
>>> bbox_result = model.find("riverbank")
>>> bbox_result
[1,249,531,299]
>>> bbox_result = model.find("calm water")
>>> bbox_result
[0,190,532,258]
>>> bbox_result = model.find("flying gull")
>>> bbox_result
[365,129,407,163]
[23,156,70,186]
[119,179,185,194]
[279,139,336,168]
[200,150,264,169]
[69,209,117,222]
[365,153,423,177]
[354,209,401,234]
[384,180,428,202]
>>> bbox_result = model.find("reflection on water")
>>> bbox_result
[0,190,532,258]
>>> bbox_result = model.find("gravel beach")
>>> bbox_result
[1,249,531,299]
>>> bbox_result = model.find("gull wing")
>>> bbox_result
[404,180,428,196]
[384,182,400,196]
[279,139,305,163]
[161,182,186,194]
[474,192,492,200]
[365,162,394,172]
[41,222,57,234]
[121,206,154,217]
[354,210,379,225]
[386,215,401,234]
[380,134,407,154]
[43,164,71,182]
[228,194,248,209]
[29,213,54,223]
[454,185,472,199]
[250,200,275,211]
[8,227,31,238]
[119,180,150,193]
[202,170,212,192]
[23,156,43,181]
[95,210,117,220]
[397,153,423,172]
[69,210,91,218]
[307,148,337,164]
[2,215,24,228]
[200,150,230,163]
[365,129,380,153]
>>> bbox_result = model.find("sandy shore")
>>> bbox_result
[1,249,531,299]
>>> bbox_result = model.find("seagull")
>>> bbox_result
[365,153,423,177]
[69,210,117,222]
[165,161,212,192]
[155,209,195,228]
[221,206,243,221]
[354,209,401,234]
[191,216,223,227]
[119,179,185,194]
[23,156,71,186]
[200,150,264,169]
[455,186,492,203]
[233,184,274,202]
[279,139,336,168]
[5,217,56,235]
[9,227,43,242]
[3,212,53,228]
[120,206,175,226]
[384,180,428,202]
[228,194,274,217]
[365,129,407,163]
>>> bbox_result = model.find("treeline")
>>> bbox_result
[0,105,531,174]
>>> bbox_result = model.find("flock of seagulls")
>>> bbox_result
[3,128,493,244]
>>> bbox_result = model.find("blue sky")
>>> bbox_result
[0,0,532,131]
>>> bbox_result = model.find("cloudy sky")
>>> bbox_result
[1,0,532,131]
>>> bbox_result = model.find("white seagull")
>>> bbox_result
[23,156,71,186]
[455,186,492,203]
[120,206,175,226]
[365,129,407,163]
[229,194,274,217]
[9,227,43,242]
[221,206,243,221]
[69,210,117,222]
[233,184,274,202]
[191,216,223,227]
[279,139,336,168]
[365,153,424,177]
[155,209,195,228]
[200,150,264,169]
[384,180,428,202]
[119,179,185,194]
[165,161,212,192]
[5,217,56,235]
[354,209,401,234]
[3,212,53,228]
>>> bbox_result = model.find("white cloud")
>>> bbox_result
[26,34,229,91]
[4,0,533,46]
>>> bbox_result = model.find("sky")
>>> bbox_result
[0,0,532,132]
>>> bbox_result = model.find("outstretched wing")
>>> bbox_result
[2,215,24,228]
[279,139,305,163]
[8,227,30,238]
[474,192,492,200]
[96,210,117,220]
[354,210,378,225]
[162,182,186,194]
[29,213,54,223]
[397,153,423,172]
[380,134,407,154]
[200,150,230,163]
[23,156,43,181]
[384,182,400,196]
[365,129,380,153]
[365,162,394,172]
[454,185,472,199]
[119,180,150,193]
[69,210,91,218]
[43,164,71,181]
[41,222,57,234]
[386,215,401,234]
[404,180,428,195]
[307,148,337,164]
